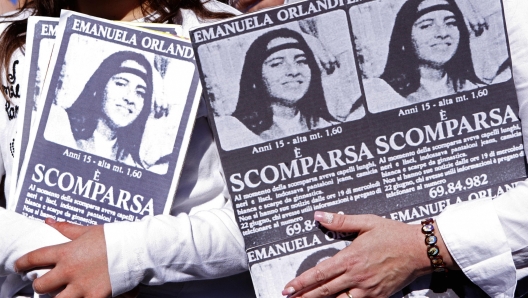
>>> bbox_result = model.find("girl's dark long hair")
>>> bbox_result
[66,51,153,164]
[232,28,333,135]
[0,0,234,101]
[380,0,482,98]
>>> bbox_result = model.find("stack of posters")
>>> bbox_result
[12,18,184,181]
[190,0,526,295]
[12,17,57,183]
[11,11,200,224]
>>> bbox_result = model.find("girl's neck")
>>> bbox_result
[417,64,452,99]
[72,0,146,21]
[271,102,299,119]
[418,64,447,82]
[96,118,118,141]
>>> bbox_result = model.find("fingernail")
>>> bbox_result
[282,287,295,296]
[314,211,333,224]
[13,265,18,273]
[45,218,56,224]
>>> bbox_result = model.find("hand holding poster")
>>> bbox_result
[190,0,526,296]
[12,10,202,224]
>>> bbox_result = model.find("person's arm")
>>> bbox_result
[436,195,521,297]
[14,3,248,294]
[0,209,70,277]
[283,2,528,295]
[281,212,456,298]
[438,9,528,280]
[104,203,246,295]
[280,181,528,298]
[282,178,528,298]
[15,116,248,297]
[0,215,76,297]
[104,116,247,295]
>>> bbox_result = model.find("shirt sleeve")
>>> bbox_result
[437,196,517,298]
[104,9,246,294]
[0,208,70,276]
[436,1,528,297]
[104,116,247,296]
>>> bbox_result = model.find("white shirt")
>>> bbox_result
[436,0,528,297]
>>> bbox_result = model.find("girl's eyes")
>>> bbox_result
[265,57,284,68]
[114,79,127,87]
[136,88,146,97]
[416,18,457,30]
[446,20,457,27]
[264,55,308,68]
[295,56,308,65]
[418,21,433,30]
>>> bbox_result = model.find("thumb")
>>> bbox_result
[314,211,376,232]
[45,218,88,240]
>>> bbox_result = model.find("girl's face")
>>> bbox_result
[102,66,147,128]
[261,39,312,106]
[411,8,460,67]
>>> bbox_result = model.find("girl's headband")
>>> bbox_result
[114,66,149,85]
[415,4,457,21]
[264,41,306,60]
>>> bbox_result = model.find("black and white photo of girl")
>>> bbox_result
[229,28,337,143]
[350,0,510,113]
[44,34,195,175]
[198,12,365,151]
[62,51,152,168]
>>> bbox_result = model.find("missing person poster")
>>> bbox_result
[9,19,186,204]
[9,17,58,203]
[10,19,184,200]
[13,10,202,224]
[190,0,526,296]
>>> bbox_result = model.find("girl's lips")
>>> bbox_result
[431,41,452,48]
[115,104,133,114]
[281,80,304,86]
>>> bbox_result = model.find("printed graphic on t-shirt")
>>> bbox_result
[9,138,15,157]
[3,60,20,120]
